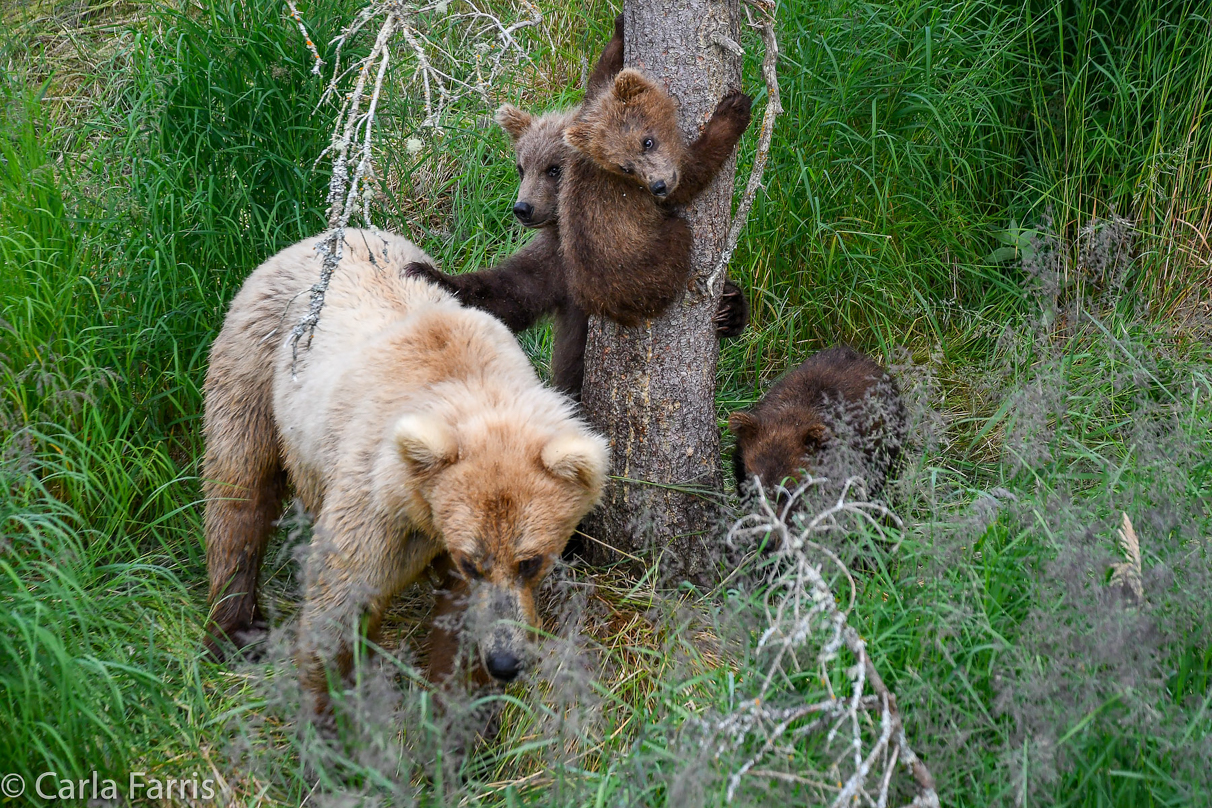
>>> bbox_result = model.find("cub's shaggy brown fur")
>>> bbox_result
[407,19,748,396]
[560,69,752,325]
[729,345,906,502]
[405,105,587,395]
[202,229,608,708]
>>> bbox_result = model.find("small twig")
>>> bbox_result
[748,769,839,792]
[399,23,445,125]
[284,0,325,74]
[712,32,745,57]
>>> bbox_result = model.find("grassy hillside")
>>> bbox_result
[1,0,1209,805]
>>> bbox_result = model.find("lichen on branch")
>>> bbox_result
[281,0,540,363]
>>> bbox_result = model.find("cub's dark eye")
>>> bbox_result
[619,164,634,175]
[642,137,654,151]
[546,165,561,178]
[517,556,544,580]
[516,163,524,178]
[458,558,484,581]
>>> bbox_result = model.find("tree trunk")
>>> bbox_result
[579,0,742,584]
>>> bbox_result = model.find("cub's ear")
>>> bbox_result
[613,68,651,103]
[804,422,829,446]
[542,432,609,492]
[494,103,533,142]
[394,413,457,470]
[564,119,594,153]
[728,411,760,441]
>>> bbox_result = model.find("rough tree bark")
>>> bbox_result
[580,0,743,583]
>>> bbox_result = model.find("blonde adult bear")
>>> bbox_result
[201,229,608,709]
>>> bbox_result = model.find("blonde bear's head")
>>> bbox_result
[393,409,608,681]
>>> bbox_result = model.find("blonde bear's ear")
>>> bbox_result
[612,68,651,103]
[394,413,458,470]
[564,119,594,153]
[541,431,609,493]
[494,103,533,142]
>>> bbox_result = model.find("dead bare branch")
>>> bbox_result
[281,0,537,364]
[709,476,938,808]
[707,0,783,291]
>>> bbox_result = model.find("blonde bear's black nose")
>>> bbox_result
[485,651,523,681]
[649,180,667,197]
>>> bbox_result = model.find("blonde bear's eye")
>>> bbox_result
[517,556,544,580]
[642,137,654,151]
[459,558,484,581]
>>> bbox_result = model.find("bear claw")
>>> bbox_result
[715,280,750,339]
[404,261,456,292]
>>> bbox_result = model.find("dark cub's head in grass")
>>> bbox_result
[729,346,907,510]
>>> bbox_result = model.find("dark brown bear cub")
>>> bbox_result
[561,69,752,325]
[729,346,907,504]
[408,104,588,395]
[408,101,750,396]
[403,15,626,397]
[406,18,749,396]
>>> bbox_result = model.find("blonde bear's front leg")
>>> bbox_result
[294,507,422,717]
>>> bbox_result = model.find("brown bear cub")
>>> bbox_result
[405,104,589,397]
[406,17,749,397]
[403,16,623,398]
[202,229,608,710]
[729,346,907,505]
[560,68,753,325]
[406,104,750,396]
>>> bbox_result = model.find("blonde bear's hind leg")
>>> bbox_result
[202,329,288,661]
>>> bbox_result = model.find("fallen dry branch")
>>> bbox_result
[710,477,939,808]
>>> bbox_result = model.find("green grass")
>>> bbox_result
[1,0,1210,804]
